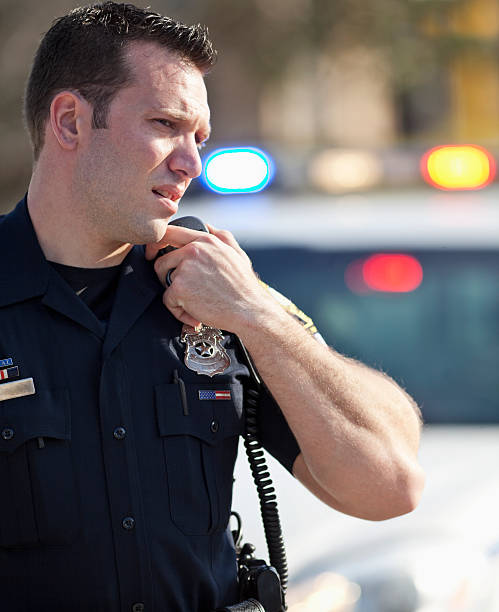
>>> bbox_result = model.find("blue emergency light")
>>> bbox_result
[202,147,274,194]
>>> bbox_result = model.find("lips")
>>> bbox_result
[152,186,183,202]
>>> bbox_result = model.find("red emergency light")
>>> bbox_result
[346,254,423,294]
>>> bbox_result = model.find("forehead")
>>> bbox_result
[118,41,210,122]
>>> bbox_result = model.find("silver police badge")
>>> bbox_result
[180,324,231,377]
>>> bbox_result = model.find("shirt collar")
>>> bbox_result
[0,195,162,309]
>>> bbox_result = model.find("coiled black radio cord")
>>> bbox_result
[237,338,288,597]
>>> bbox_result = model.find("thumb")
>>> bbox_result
[145,241,172,261]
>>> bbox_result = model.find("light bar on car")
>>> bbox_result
[202,147,273,194]
[421,144,495,191]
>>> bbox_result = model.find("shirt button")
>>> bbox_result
[1,428,14,440]
[122,516,135,530]
[113,426,127,440]
[132,604,145,612]
[210,420,219,433]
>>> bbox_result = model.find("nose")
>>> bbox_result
[168,136,203,180]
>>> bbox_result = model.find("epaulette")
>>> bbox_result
[259,280,327,345]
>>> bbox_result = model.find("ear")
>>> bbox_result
[49,91,92,151]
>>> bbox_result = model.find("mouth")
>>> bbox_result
[152,187,183,202]
[151,188,182,217]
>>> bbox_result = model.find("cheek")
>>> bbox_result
[146,137,174,171]
[114,136,171,176]
[103,138,152,184]
[86,129,172,184]
[84,133,125,180]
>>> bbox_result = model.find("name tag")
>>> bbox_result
[0,378,36,401]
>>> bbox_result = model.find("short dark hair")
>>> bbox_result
[24,2,217,160]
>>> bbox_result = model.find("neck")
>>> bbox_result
[27,164,132,268]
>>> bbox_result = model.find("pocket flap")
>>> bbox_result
[0,387,70,454]
[155,382,243,445]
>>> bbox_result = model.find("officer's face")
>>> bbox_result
[73,41,210,247]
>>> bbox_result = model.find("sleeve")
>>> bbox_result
[258,280,327,345]
[256,384,301,474]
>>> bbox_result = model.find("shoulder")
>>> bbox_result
[0,203,22,244]
[0,197,26,232]
[258,280,327,344]
[0,211,11,239]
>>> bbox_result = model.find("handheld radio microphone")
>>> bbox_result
[157,216,209,285]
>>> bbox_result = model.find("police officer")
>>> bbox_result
[0,3,424,610]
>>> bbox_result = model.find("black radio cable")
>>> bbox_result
[237,338,288,596]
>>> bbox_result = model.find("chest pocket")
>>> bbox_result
[0,387,80,548]
[155,382,243,536]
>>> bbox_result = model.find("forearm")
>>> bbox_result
[148,225,424,519]
[237,300,424,520]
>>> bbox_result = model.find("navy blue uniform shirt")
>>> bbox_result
[0,198,300,612]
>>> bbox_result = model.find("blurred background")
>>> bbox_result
[2,1,499,610]
[2,0,499,207]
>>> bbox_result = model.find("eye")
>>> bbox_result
[197,140,207,151]
[154,118,174,129]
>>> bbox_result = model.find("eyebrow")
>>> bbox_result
[152,108,211,140]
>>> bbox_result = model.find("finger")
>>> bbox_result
[162,224,212,249]
[153,246,193,285]
[170,307,202,328]
[145,230,173,260]
[145,225,208,260]
[206,223,248,257]
[145,242,167,261]
[163,291,201,328]
[206,223,238,248]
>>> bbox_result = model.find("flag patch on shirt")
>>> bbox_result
[198,390,231,400]
[0,366,19,382]
[0,358,13,368]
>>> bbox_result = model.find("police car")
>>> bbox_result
[181,186,499,612]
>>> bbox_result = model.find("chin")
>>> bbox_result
[131,219,169,246]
